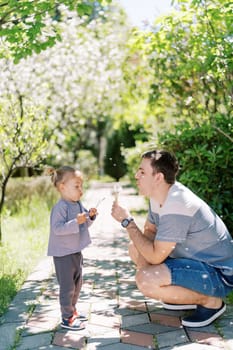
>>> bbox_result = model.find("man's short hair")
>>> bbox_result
[141,150,179,184]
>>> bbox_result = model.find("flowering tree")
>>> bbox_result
[0,3,129,242]
[0,91,48,243]
[0,0,112,62]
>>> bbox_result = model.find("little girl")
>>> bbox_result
[47,166,97,331]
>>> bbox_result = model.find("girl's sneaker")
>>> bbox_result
[73,309,88,321]
[61,315,85,331]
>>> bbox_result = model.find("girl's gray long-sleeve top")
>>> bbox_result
[47,199,92,257]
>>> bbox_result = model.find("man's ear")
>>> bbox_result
[58,182,65,191]
[155,172,164,182]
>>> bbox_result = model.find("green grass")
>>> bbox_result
[0,193,53,316]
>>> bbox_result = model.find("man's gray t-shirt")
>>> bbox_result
[148,182,233,275]
[47,199,91,257]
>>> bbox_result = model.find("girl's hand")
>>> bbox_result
[76,213,87,224]
[88,207,98,220]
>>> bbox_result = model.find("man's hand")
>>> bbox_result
[111,200,131,222]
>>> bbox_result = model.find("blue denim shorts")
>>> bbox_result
[164,257,233,298]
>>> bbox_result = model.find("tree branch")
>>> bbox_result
[213,125,233,143]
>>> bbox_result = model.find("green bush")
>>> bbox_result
[123,114,233,234]
[5,176,58,214]
[104,123,149,181]
[104,129,128,181]
[158,114,233,234]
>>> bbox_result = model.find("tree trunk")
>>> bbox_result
[0,168,14,245]
[0,213,2,246]
[98,135,107,177]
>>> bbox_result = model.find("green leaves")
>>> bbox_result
[77,3,93,16]
[0,0,112,60]
[157,114,233,232]
[127,0,233,127]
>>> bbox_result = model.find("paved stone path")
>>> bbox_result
[0,181,233,350]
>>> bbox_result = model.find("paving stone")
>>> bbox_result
[1,302,29,323]
[26,258,53,281]
[91,288,118,299]
[146,301,164,312]
[87,343,151,350]
[125,322,176,335]
[13,281,43,300]
[163,343,224,350]
[217,318,233,339]
[121,329,155,348]
[220,328,233,340]
[89,314,121,328]
[119,300,148,312]
[155,329,189,348]
[24,313,59,332]
[121,313,150,328]
[22,326,55,336]
[186,330,223,343]
[17,333,53,350]
[53,331,86,348]
[37,346,68,350]
[85,324,120,337]
[0,323,21,350]
[150,312,182,328]
[225,340,233,350]
[33,302,60,317]
[87,329,120,348]
[90,301,118,313]
[116,308,146,317]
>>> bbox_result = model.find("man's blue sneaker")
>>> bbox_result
[61,315,85,331]
[161,302,197,310]
[182,302,226,327]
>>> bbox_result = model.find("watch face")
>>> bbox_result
[121,219,129,227]
[121,217,133,228]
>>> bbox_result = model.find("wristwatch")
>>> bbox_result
[121,217,134,228]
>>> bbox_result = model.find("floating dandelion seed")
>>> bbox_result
[185,247,189,251]
[202,274,208,279]
[186,265,190,269]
